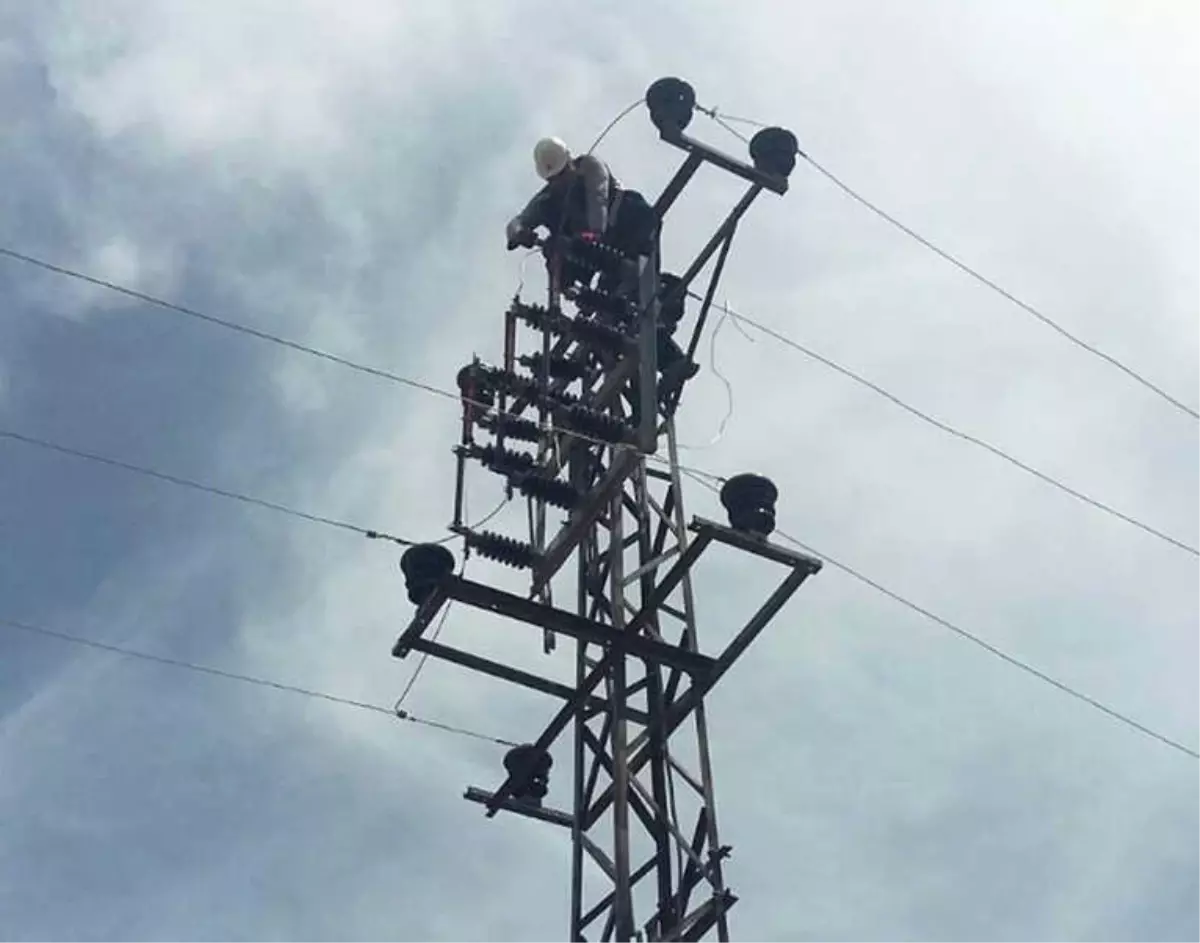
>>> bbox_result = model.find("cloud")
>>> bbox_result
[1,0,1196,940]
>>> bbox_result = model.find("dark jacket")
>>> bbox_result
[507,154,617,242]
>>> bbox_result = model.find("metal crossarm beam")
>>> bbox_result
[657,128,788,196]
[442,575,716,676]
[406,637,650,726]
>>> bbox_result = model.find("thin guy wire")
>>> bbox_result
[681,469,1198,760]
[700,112,1199,421]
[0,246,726,488]
[695,298,1198,557]
[1,616,516,747]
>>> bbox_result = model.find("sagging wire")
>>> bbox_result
[677,298,750,451]
[587,99,643,155]
[690,107,1199,422]
[3,615,517,748]
[678,467,1199,761]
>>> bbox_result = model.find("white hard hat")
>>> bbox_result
[534,136,572,180]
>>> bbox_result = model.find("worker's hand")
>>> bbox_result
[577,230,600,244]
[507,228,538,251]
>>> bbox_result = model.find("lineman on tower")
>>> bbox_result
[505,136,658,286]
[506,136,697,401]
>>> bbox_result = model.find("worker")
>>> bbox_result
[506,137,697,402]
[505,136,658,287]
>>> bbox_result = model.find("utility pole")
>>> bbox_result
[392,78,822,942]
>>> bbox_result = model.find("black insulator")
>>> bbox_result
[518,475,582,511]
[463,529,539,569]
[456,362,495,408]
[503,744,552,803]
[719,473,778,537]
[477,412,542,444]
[492,369,580,405]
[566,238,624,275]
[476,443,539,477]
[568,316,629,352]
[399,543,455,605]
[749,127,799,179]
[572,286,633,321]
[518,352,588,381]
[657,272,686,333]
[645,77,696,137]
[562,404,635,445]
[510,300,551,330]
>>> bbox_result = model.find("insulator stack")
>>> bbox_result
[570,286,633,321]
[518,352,589,381]
[477,413,542,444]
[477,366,582,407]
[462,529,540,569]
[568,317,631,352]
[509,300,552,330]
[566,237,625,276]
[560,404,637,445]
[517,475,583,511]
[471,443,542,478]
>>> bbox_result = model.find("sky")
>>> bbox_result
[1,1,1197,940]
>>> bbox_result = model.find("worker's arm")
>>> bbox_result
[506,185,552,248]
[576,154,610,234]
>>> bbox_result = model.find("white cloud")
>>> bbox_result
[2,0,1196,939]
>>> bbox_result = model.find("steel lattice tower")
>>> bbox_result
[392,78,822,942]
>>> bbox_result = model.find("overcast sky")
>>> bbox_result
[1,1,1197,940]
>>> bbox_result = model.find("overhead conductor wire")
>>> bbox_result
[681,468,1198,761]
[698,110,1200,422]
[1,245,1188,554]
[1,616,516,747]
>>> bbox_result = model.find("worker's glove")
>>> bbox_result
[507,228,538,251]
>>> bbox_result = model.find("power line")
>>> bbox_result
[2,616,517,747]
[0,245,727,489]
[701,111,1200,421]
[682,469,1198,761]
[698,298,1198,557]
[6,243,1192,557]
[0,427,420,546]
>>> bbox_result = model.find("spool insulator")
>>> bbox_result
[456,363,495,409]
[463,529,539,569]
[478,413,542,444]
[645,77,696,137]
[518,475,582,511]
[399,543,455,605]
[749,127,800,179]
[503,743,553,802]
[719,473,779,537]
[518,353,588,381]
